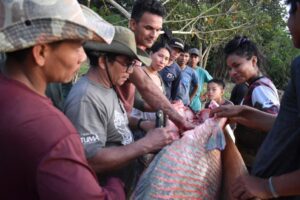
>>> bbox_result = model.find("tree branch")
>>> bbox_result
[105,0,130,19]
[165,4,261,24]
[165,1,181,20]
[162,0,171,5]
[203,43,212,69]
[180,0,226,31]
[197,22,252,34]
[171,22,251,35]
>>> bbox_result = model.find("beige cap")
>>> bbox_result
[0,0,115,52]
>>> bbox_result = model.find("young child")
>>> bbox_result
[204,79,233,108]
[204,79,236,130]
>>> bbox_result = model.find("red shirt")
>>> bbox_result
[115,80,136,113]
[0,74,125,200]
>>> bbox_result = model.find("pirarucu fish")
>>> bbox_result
[133,101,227,200]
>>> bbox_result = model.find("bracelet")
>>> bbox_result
[137,118,145,131]
[268,176,279,198]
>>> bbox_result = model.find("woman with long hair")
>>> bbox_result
[224,36,280,171]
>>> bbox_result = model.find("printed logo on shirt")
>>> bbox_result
[166,73,174,80]
[114,110,133,145]
[80,133,100,145]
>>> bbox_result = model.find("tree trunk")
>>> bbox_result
[203,43,212,69]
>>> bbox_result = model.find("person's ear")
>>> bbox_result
[251,55,257,67]
[129,19,137,32]
[98,56,106,70]
[32,44,48,66]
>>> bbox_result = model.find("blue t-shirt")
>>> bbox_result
[189,66,212,111]
[159,62,181,100]
[175,66,198,105]
[252,56,300,200]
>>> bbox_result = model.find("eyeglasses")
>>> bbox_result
[114,58,137,72]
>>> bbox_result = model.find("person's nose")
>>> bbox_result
[148,29,154,38]
[163,58,168,66]
[160,57,165,65]
[154,30,160,39]
[229,68,237,77]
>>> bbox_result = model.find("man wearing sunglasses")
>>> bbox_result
[64,26,174,196]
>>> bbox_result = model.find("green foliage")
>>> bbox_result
[201,0,298,89]
[86,0,298,89]
[263,30,300,88]
[104,13,128,26]
[79,62,89,77]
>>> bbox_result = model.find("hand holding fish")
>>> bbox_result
[142,127,174,152]
[211,105,276,132]
[210,104,243,119]
[177,120,195,133]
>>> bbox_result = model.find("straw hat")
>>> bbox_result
[0,0,115,52]
[84,26,151,66]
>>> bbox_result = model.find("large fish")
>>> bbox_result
[133,101,229,200]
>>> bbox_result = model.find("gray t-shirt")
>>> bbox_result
[64,76,133,159]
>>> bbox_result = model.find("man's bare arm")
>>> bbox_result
[232,170,300,199]
[130,66,194,130]
[128,115,155,132]
[211,105,276,132]
[88,128,173,173]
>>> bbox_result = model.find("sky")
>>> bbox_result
[280,0,290,21]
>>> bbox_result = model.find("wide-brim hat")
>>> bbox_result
[84,26,151,66]
[0,1,115,52]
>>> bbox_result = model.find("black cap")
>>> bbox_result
[169,38,184,51]
[189,48,200,56]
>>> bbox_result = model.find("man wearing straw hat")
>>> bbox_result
[64,25,174,195]
[0,1,125,199]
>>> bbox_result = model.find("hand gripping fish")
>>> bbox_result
[133,101,229,200]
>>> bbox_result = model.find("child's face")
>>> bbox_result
[207,82,224,101]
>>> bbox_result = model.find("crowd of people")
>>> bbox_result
[1,0,300,199]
